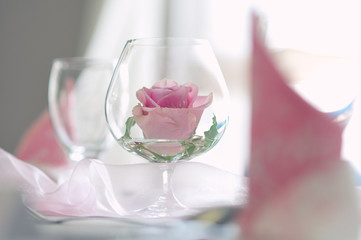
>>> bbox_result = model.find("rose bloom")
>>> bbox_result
[132,79,213,140]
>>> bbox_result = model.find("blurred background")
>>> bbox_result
[0,0,251,174]
[0,0,88,153]
[1,0,361,174]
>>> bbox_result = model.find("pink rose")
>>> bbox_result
[132,79,213,140]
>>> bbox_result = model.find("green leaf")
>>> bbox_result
[185,142,196,156]
[123,117,136,139]
[120,115,221,162]
[204,115,218,147]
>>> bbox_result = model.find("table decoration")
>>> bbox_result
[5,11,361,239]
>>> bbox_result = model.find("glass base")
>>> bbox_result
[127,162,195,218]
[132,195,194,219]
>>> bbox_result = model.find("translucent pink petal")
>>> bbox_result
[191,93,213,108]
[156,87,189,108]
[148,88,173,103]
[136,88,158,108]
[133,106,205,140]
[152,78,179,89]
[184,82,199,107]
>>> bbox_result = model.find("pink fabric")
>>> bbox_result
[240,13,360,240]
[0,149,241,217]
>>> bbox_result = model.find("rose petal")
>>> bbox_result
[149,88,173,103]
[191,93,213,109]
[184,83,199,107]
[136,88,159,108]
[132,104,145,116]
[136,88,147,104]
[153,79,179,89]
[133,106,204,140]
[156,87,189,108]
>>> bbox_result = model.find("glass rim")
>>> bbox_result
[52,57,117,66]
[125,37,210,47]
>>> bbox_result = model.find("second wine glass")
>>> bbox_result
[105,38,230,218]
[48,58,116,162]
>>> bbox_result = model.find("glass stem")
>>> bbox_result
[159,163,174,202]
[134,162,186,217]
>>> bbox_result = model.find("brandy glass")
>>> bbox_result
[105,38,230,218]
